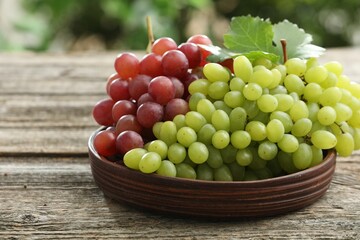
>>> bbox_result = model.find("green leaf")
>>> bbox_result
[273,20,325,59]
[242,51,280,63]
[224,16,274,53]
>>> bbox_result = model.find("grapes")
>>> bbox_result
[152,37,177,56]
[93,98,115,126]
[139,152,162,173]
[114,52,140,80]
[116,130,144,155]
[136,102,164,128]
[178,43,201,69]
[188,142,209,164]
[203,63,231,83]
[108,79,130,101]
[93,129,117,157]
[162,50,189,79]
[112,100,137,122]
[93,36,360,181]
[123,148,147,170]
[311,130,337,149]
[139,53,163,77]
[148,76,176,105]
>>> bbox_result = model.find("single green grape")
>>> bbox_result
[196,98,215,123]
[266,118,285,142]
[156,160,177,177]
[212,130,230,149]
[176,126,197,147]
[206,144,224,168]
[214,165,233,181]
[335,132,355,157]
[188,142,209,164]
[197,123,216,145]
[245,121,267,141]
[211,109,230,131]
[175,163,196,179]
[159,121,177,145]
[233,55,253,82]
[196,163,214,181]
[292,143,312,170]
[123,148,147,170]
[147,140,168,160]
[258,140,278,160]
[139,152,162,174]
[185,111,207,132]
[224,90,244,108]
[311,130,337,149]
[243,82,263,101]
[257,94,278,113]
[203,62,231,83]
[167,143,187,164]
[285,58,306,76]
[277,134,299,153]
[208,81,229,100]
[188,79,210,95]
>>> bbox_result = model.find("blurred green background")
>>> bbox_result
[0,0,359,52]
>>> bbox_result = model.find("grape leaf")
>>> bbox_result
[224,16,275,53]
[273,20,325,60]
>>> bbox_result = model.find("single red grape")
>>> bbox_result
[152,37,177,56]
[128,74,151,101]
[161,50,189,79]
[93,129,117,157]
[220,58,234,73]
[114,52,140,80]
[93,98,115,126]
[139,53,163,77]
[136,102,164,128]
[116,130,144,155]
[112,100,136,122]
[115,114,143,135]
[109,79,130,101]
[178,42,201,69]
[148,76,176,105]
[170,77,185,98]
[164,98,189,120]
[187,34,213,45]
[137,93,155,107]
[106,73,120,95]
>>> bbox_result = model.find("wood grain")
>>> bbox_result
[0,49,359,239]
[0,156,359,239]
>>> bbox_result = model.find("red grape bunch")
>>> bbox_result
[92,35,213,158]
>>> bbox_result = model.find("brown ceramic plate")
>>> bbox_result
[88,128,336,218]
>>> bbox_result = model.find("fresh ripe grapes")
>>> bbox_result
[139,53,163,77]
[93,129,117,157]
[114,52,140,80]
[136,102,164,128]
[116,130,144,155]
[93,98,115,126]
[115,114,143,135]
[161,50,189,79]
[92,33,360,181]
[178,43,201,69]
[112,100,137,122]
[108,79,130,101]
[128,75,151,100]
[152,37,178,56]
[148,76,176,105]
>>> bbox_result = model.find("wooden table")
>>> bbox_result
[0,49,359,239]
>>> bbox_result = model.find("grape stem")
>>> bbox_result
[280,39,287,63]
[146,16,155,54]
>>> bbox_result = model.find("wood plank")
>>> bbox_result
[0,156,359,239]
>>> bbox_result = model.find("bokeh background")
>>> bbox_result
[0,0,359,52]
